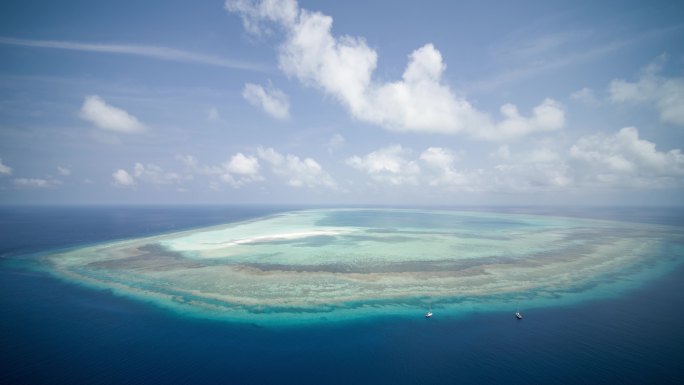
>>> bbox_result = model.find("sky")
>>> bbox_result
[1,0,683,206]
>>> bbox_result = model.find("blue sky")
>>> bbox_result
[1,0,683,205]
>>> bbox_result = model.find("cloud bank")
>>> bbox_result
[569,126,684,187]
[347,127,684,192]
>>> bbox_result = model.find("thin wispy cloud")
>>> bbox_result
[469,24,683,93]
[0,37,269,72]
[13,177,61,189]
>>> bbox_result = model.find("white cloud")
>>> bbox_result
[242,83,290,120]
[0,158,12,175]
[481,99,564,141]
[489,143,572,192]
[257,146,335,188]
[226,0,563,139]
[346,145,421,185]
[347,145,484,189]
[57,166,71,176]
[79,95,146,133]
[0,36,266,72]
[609,55,684,126]
[225,0,299,36]
[112,155,264,191]
[484,127,684,192]
[363,44,488,134]
[225,153,260,175]
[255,147,284,165]
[179,155,219,175]
[112,169,135,187]
[571,87,599,106]
[569,127,684,187]
[420,147,459,169]
[178,155,222,176]
[418,147,478,188]
[221,153,264,187]
[13,178,61,188]
[133,163,187,185]
[348,130,684,194]
[177,154,263,188]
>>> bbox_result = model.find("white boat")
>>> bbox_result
[425,305,433,318]
[515,304,523,320]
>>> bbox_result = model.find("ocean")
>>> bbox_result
[1,205,683,384]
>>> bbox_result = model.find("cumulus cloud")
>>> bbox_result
[420,147,459,168]
[418,147,479,188]
[489,144,572,192]
[225,0,299,36]
[221,153,264,187]
[133,163,188,185]
[57,166,71,176]
[348,129,684,193]
[242,83,290,120]
[13,178,61,188]
[225,152,260,175]
[477,99,564,141]
[487,127,684,191]
[257,146,336,188]
[347,145,487,190]
[178,153,263,188]
[178,155,221,175]
[609,55,684,126]
[346,145,483,190]
[226,0,564,139]
[569,127,684,187]
[346,145,421,185]
[0,158,12,175]
[112,169,135,187]
[79,95,146,133]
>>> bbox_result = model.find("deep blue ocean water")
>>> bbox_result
[1,206,683,384]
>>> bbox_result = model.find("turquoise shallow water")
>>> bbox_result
[41,208,684,325]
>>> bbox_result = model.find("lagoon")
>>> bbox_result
[43,208,684,324]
